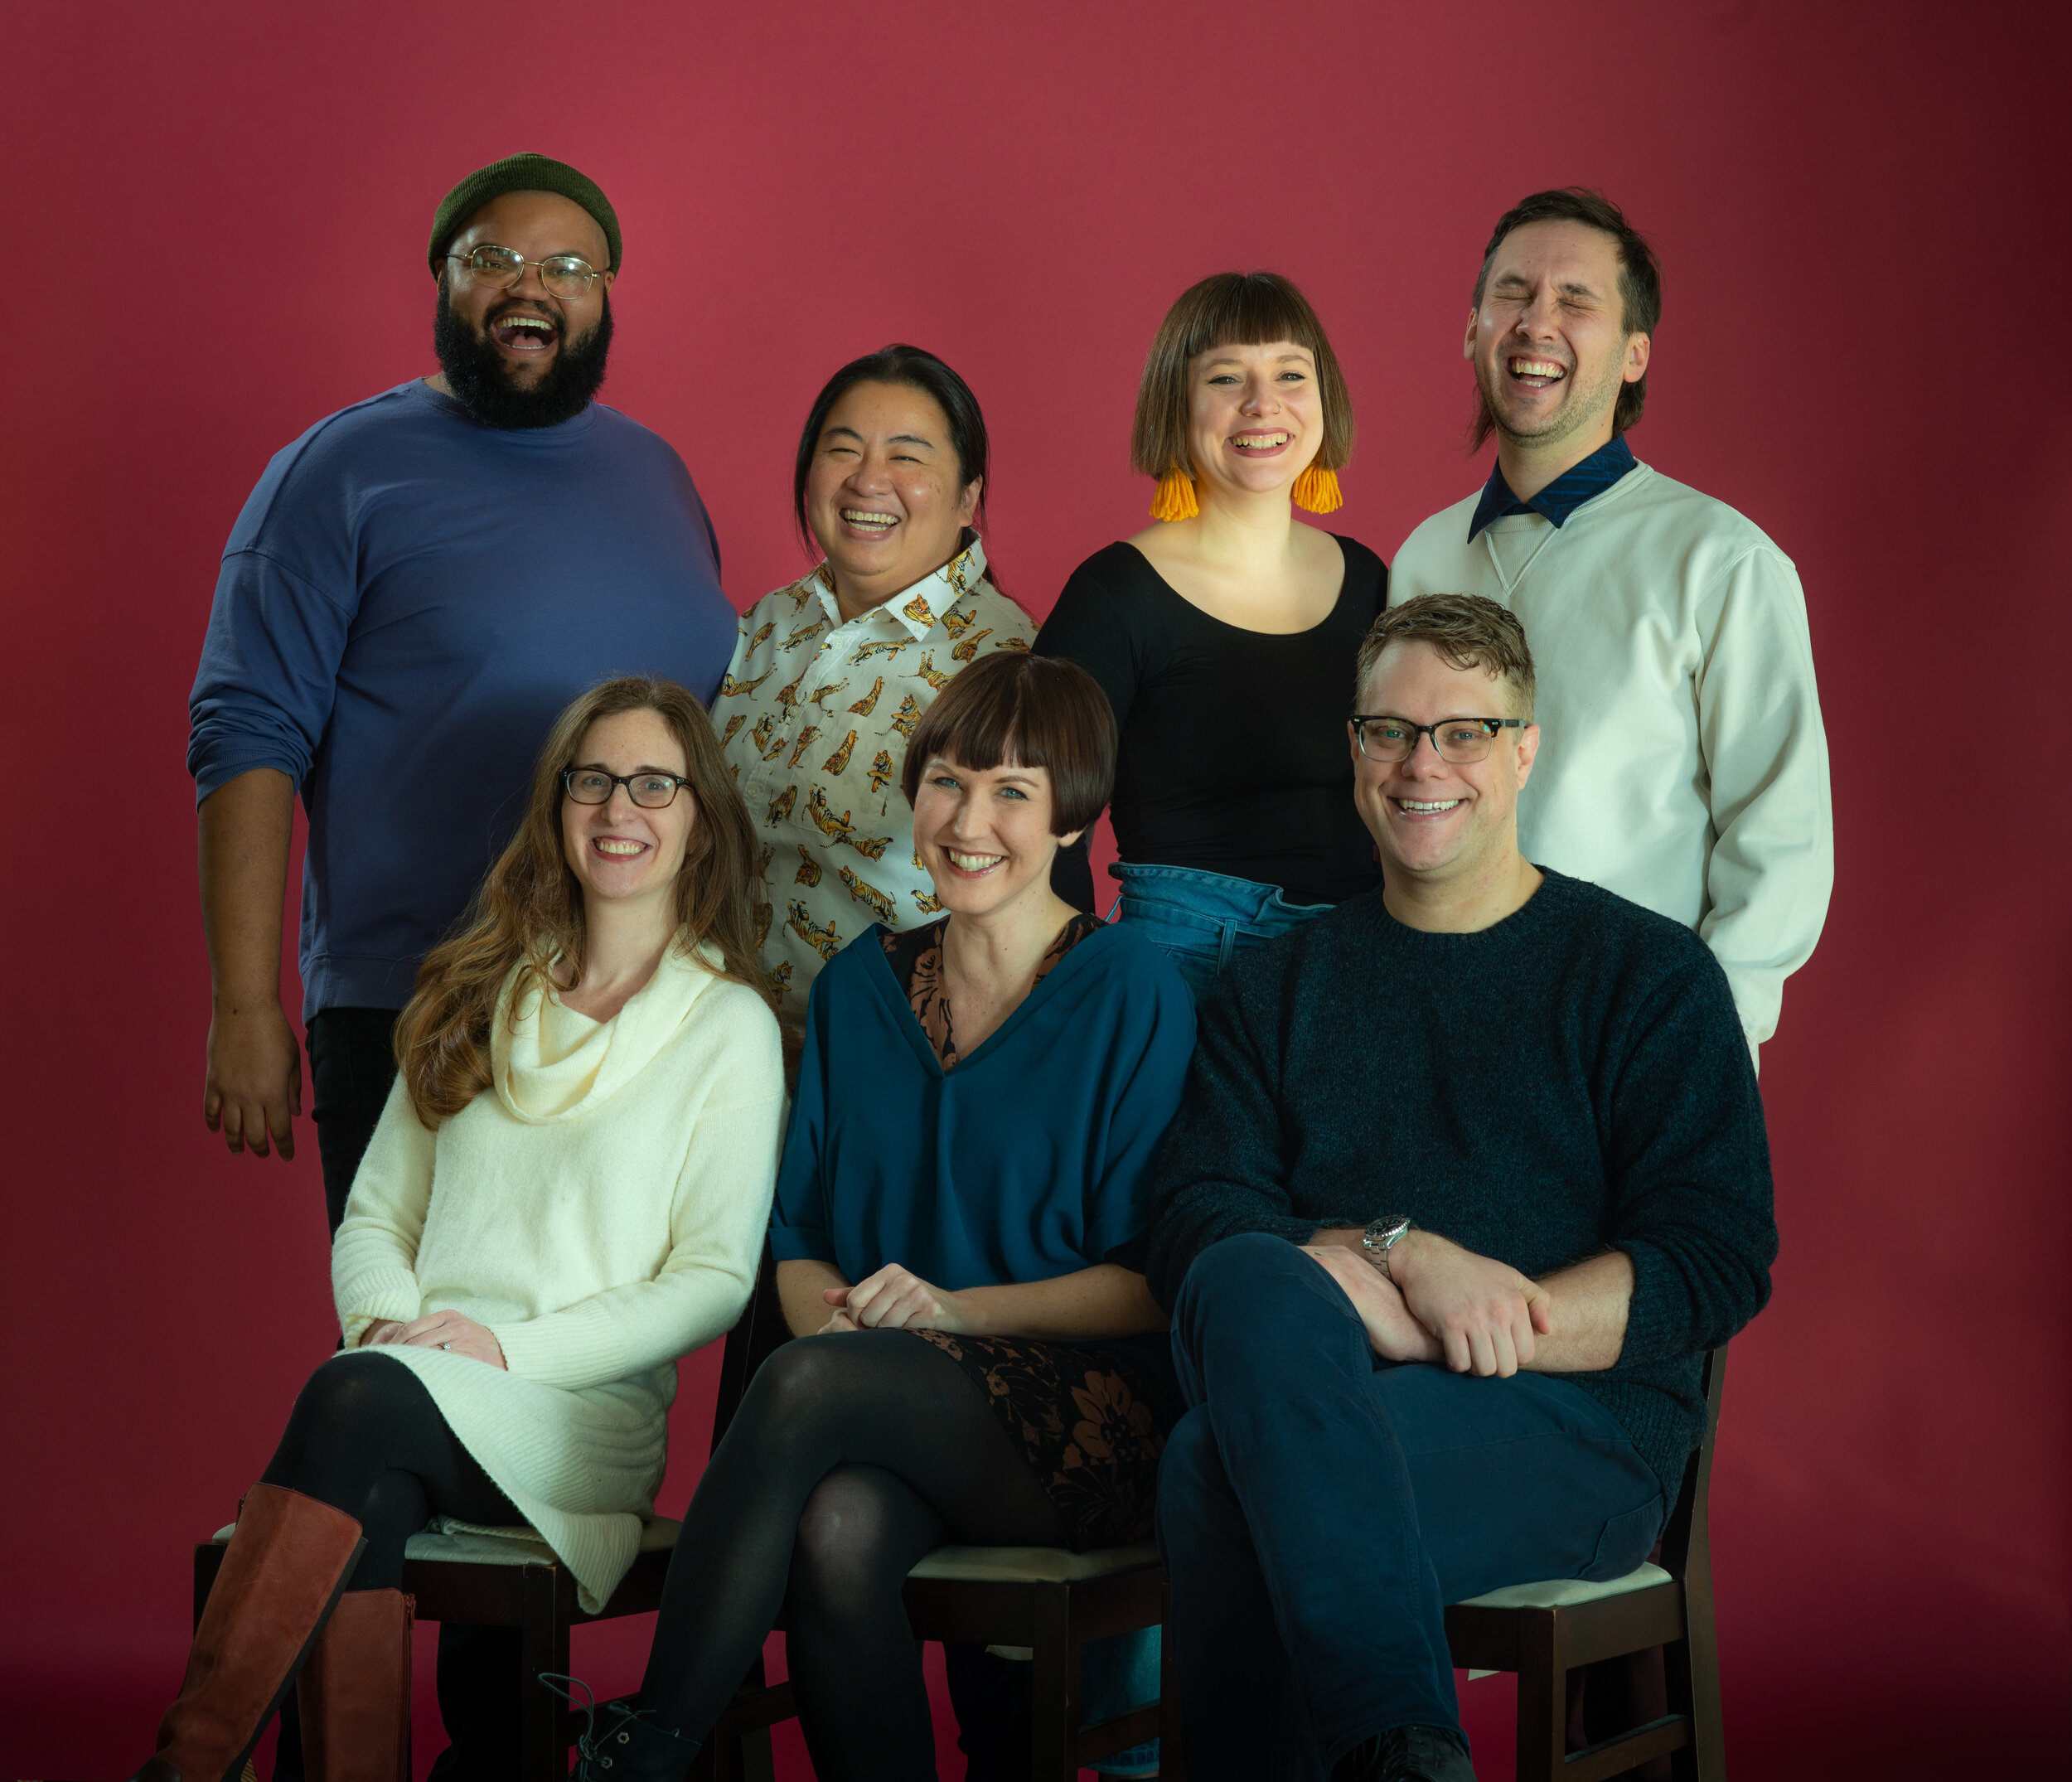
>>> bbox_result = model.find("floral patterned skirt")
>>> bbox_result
[914,1329,1179,1551]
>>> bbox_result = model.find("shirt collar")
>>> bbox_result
[811,535,989,642]
[1467,433,1636,541]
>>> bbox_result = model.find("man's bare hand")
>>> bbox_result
[204,999,303,1160]
[1387,1230,1553,1378]
[1302,1242,1443,1363]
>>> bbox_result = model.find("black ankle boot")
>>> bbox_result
[1332,1724,1475,1782]
[540,1675,704,1780]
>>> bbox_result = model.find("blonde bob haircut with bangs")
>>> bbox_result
[1131,271,1355,482]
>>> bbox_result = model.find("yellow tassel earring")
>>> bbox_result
[1150,467,1199,522]
[1292,464,1344,514]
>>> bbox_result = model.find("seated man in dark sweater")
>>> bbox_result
[1145,593,1777,1782]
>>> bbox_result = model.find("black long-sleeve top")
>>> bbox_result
[1034,538,1387,910]
[1145,870,1778,1498]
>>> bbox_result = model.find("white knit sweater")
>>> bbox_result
[1391,461,1832,1049]
[332,942,783,1611]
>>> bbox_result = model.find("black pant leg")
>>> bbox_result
[306,1006,402,1236]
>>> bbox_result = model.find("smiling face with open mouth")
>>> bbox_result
[912,754,1078,922]
[1185,340,1324,501]
[1350,641,1538,889]
[806,380,980,622]
[1466,218,1648,458]
[441,191,614,390]
[561,707,699,915]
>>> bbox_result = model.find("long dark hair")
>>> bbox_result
[792,343,993,567]
[393,676,772,1125]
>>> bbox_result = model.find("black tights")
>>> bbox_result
[261,1353,518,1591]
[637,1330,1067,1781]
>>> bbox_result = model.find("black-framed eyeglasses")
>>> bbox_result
[563,768,689,808]
[1351,714,1523,763]
[446,244,603,300]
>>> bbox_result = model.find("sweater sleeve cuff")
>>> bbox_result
[1612,1238,1694,1366]
[768,1227,835,1264]
[336,1271,422,1348]
[489,1306,628,1388]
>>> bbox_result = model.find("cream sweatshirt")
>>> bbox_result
[331,941,783,1611]
[1391,461,1832,1050]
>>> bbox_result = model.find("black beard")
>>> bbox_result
[432,281,613,429]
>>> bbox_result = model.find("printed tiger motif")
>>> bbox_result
[719,667,774,699]
[787,900,841,961]
[765,785,796,826]
[944,550,977,598]
[806,786,892,860]
[769,960,794,992]
[794,845,821,887]
[916,652,950,690]
[884,693,925,738]
[902,590,936,627]
[950,628,993,662]
[869,751,898,797]
[760,724,789,761]
[808,679,852,711]
[748,714,776,755]
[849,676,885,714]
[850,637,909,665]
[788,724,821,768]
[719,714,746,747]
[992,634,1030,653]
[823,729,859,774]
[838,866,897,923]
[782,619,829,653]
[774,666,811,713]
[911,887,945,915]
[941,607,982,639]
[753,900,772,951]
[747,619,775,652]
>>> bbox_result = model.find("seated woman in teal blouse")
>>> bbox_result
[564,651,1196,1780]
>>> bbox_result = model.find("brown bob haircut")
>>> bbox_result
[901,651,1116,837]
[1354,593,1537,721]
[1132,271,1355,480]
[392,674,772,1126]
[1470,186,1663,450]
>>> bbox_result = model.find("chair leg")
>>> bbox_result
[1671,1576,1726,1781]
[1514,1608,1566,1782]
[516,1565,569,1782]
[1027,1585,1077,1782]
[1160,1578,1186,1782]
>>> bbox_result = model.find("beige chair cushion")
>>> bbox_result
[1451,1561,1672,1610]
[906,1541,1161,1584]
[209,1516,683,1566]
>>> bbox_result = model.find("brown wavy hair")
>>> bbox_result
[393,675,772,1126]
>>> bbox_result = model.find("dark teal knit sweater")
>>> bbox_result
[1145,870,1777,1497]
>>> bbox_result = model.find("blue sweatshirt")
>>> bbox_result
[188,381,737,1019]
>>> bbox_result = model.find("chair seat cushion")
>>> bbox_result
[209,1516,683,1566]
[906,1541,1161,1584]
[1451,1562,1672,1610]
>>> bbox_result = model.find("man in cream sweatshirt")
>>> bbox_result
[1390,187,1831,1061]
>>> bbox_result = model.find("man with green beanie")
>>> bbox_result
[186,152,737,1780]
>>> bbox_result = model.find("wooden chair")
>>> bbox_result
[1443,1348,1729,1782]
[706,1246,1182,1781]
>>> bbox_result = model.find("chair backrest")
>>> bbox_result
[1657,1345,1726,1580]
[711,1239,792,1447]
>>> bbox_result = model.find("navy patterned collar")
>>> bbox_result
[1468,433,1637,541]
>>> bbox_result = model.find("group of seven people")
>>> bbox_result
[128,149,1828,1782]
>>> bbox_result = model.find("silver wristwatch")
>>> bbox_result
[1361,1215,1415,1280]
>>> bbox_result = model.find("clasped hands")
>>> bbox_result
[360,1309,506,1369]
[1303,1229,1553,1378]
[816,1263,968,1337]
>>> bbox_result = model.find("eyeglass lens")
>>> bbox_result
[565,771,681,807]
[460,245,596,300]
[1358,719,1499,763]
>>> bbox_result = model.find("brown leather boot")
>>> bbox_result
[127,1484,366,1782]
[295,1590,414,1782]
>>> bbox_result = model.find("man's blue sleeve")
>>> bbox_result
[187,545,355,804]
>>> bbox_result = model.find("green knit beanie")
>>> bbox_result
[428,152,622,275]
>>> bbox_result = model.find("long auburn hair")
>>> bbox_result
[393,676,772,1126]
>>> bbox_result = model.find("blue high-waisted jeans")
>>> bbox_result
[1111,863,1334,995]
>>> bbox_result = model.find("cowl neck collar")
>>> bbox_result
[491,940,722,1122]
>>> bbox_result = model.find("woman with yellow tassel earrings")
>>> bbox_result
[1033,271,1386,993]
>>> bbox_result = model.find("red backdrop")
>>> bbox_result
[3,2,2066,1775]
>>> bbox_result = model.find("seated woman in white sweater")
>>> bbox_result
[105,676,785,1782]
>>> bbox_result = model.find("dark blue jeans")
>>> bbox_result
[1158,1234,1664,1778]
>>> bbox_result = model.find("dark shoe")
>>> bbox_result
[1331,1724,1475,1782]
[296,1589,414,1782]
[128,1484,367,1782]
[540,1676,703,1781]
